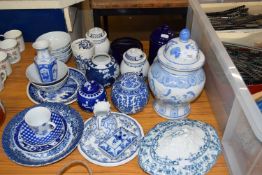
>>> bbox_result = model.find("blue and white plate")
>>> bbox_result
[14,112,67,152]
[78,112,144,167]
[2,103,84,166]
[27,68,86,104]
[138,119,221,175]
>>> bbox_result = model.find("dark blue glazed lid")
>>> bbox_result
[81,80,101,94]
[150,25,175,45]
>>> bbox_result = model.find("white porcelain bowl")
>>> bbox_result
[36,31,71,50]
[26,60,69,86]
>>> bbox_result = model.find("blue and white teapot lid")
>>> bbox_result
[158,28,205,71]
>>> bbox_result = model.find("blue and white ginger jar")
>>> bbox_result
[86,53,120,87]
[148,28,206,119]
[77,80,107,112]
[111,72,149,114]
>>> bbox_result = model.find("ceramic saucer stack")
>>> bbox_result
[2,103,84,166]
[36,31,72,63]
[138,119,222,175]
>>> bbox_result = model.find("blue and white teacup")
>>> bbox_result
[71,38,95,73]
[24,106,56,137]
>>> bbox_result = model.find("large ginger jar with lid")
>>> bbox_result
[148,28,205,119]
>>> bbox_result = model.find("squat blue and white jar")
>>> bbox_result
[120,48,149,77]
[77,80,107,112]
[148,28,205,119]
[111,72,149,114]
[86,53,120,87]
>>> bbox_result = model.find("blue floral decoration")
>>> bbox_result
[170,47,181,58]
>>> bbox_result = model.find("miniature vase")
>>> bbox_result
[148,28,206,119]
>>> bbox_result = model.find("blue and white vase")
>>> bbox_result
[33,40,57,83]
[77,80,107,112]
[148,28,206,119]
[120,48,149,77]
[86,53,120,87]
[111,72,149,114]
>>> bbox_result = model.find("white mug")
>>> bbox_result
[1,29,25,52]
[24,106,56,137]
[0,70,7,91]
[0,39,21,64]
[0,51,12,76]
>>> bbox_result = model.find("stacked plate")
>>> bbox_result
[36,31,72,63]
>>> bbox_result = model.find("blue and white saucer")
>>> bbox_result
[2,103,84,166]
[138,119,221,175]
[78,112,144,167]
[27,68,86,104]
[14,112,67,152]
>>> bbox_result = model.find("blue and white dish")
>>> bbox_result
[14,112,67,152]
[111,72,149,114]
[2,102,84,166]
[27,68,86,104]
[138,119,221,175]
[78,102,144,167]
[86,53,120,87]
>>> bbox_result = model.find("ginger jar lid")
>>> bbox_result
[123,48,146,64]
[158,28,205,71]
[86,27,107,41]
[138,119,222,175]
[118,72,144,91]
[81,80,102,95]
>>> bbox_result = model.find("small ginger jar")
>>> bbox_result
[148,28,206,119]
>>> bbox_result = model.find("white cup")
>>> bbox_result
[0,51,12,76]
[0,70,7,91]
[0,39,21,64]
[24,106,56,137]
[1,29,25,52]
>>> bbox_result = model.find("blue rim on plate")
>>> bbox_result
[138,119,221,175]
[27,68,86,104]
[78,112,144,167]
[2,102,84,166]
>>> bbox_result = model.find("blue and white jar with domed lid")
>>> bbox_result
[148,28,206,119]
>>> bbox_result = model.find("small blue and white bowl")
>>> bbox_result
[77,80,107,112]
[111,72,149,114]
[86,53,120,87]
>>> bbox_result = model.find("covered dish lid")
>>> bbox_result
[115,72,145,91]
[123,48,146,64]
[138,119,221,175]
[158,28,205,71]
[86,27,107,41]
[80,80,102,95]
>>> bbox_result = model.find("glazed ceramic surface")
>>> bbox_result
[2,102,84,166]
[111,72,149,114]
[120,48,149,77]
[86,27,110,54]
[149,25,175,64]
[78,102,144,167]
[33,40,58,83]
[27,68,86,104]
[77,80,107,112]
[138,119,221,175]
[148,28,206,119]
[86,54,120,87]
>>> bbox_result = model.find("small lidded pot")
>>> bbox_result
[86,53,120,87]
[111,72,149,114]
[148,28,206,119]
[120,48,149,77]
[86,27,110,54]
[77,80,107,112]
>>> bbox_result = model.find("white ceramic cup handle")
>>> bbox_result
[47,121,56,131]
[0,70,7,83]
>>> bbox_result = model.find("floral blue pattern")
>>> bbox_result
[78,112,144,167]
[2,102,84,166]
[111,73,149,114]
[27,68,86,104]
[138,119,221,175]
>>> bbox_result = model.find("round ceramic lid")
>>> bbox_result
[78,102,144,167]
[86,27,107,41]
[158,28,205,71]
[138,119,221,175]
[81,80,101,94]
[123,48,146,64]
[118,72,144,91]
